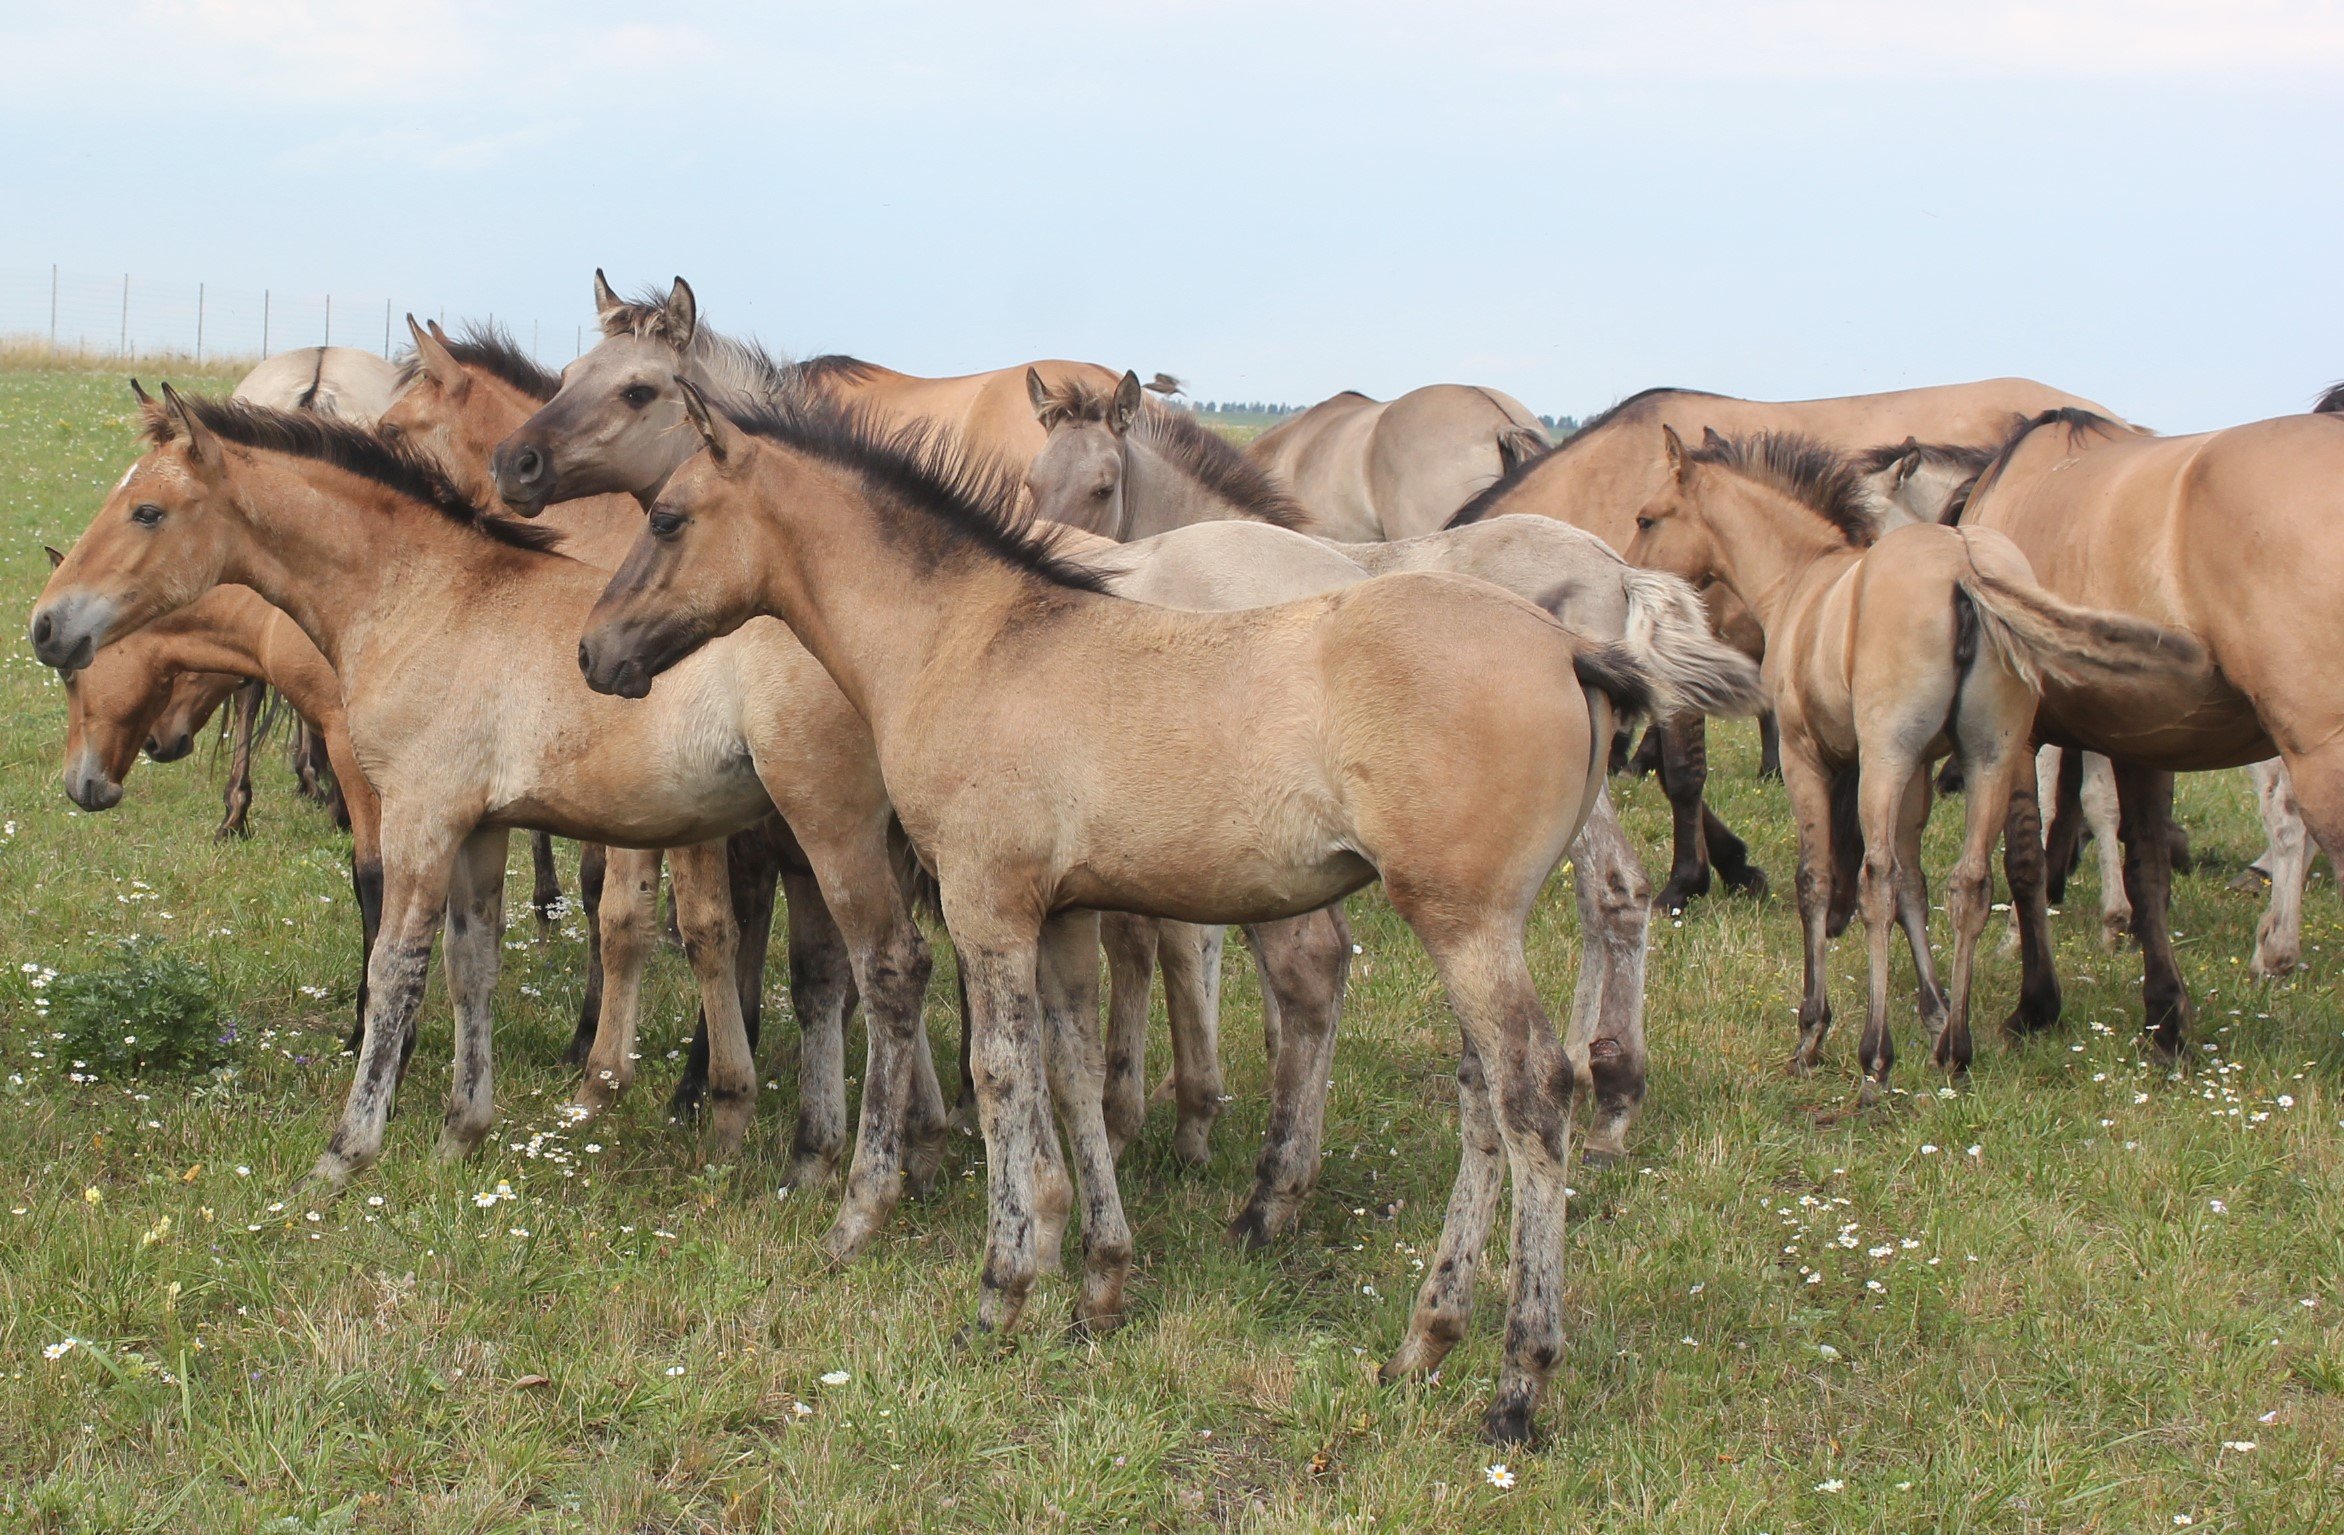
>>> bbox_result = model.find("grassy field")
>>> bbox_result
[3,364,2342,1532]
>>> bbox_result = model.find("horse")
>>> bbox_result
[1950,404,2344,1055]
[1443,378,2133,914]
[579,380,1687,1447]
[1244,384,1550,542]
[488,272,1119,517]
[1025,370,1764,1161]
[1626,427,2203,1096]
[30,387,947,1265]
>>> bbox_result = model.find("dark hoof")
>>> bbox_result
[1226,1206,1274,1252]
[1721,864,1771,901]
[666,1078,709,1123]
[1482,1401,1542,1448]
[1655,872,1710,915]
[1576,1143,1627,1170]
[2001,999,2061,1037]
[2229,866,2273,895]
[563,1035,594,1071]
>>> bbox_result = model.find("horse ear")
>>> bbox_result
[593,268,626,329]
[1026,367,1051,420]
[1892,437,1922,487]
[1661,424,1690,484]
[1700,425,1727,451]
[44,544,65,570]
[664,277,698,349]
[675,376,746,471]
[159,382,223,477]
[129,378,155,407]
[1109,370,1143,435]
[408,314,468,396]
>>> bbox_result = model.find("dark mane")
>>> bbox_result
[1945,406,2134,526]
[718,394,1113,594]
[1847,437,1997,477]
[794,354,885,388]
[144,393,566,554]
[398,320,561,402]
[1690,431,1877,545]
[1444,386,1719,528]
[2315,381,2344,416]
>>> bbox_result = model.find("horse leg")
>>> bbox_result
[1757,709,1784,781]
[2081,753,2130,946]
[573,847,659,1119]
[776,864,854,1193]
[1036,910,1135,1332]
[435,826,511,1161]
[1098,912,1160,1156]
[310,813,464,1185]
[1227,907,1351,1248]
[1653,712,1712,913]
[327,729,384,1057]
[527,832,562,936]
[1891,770,1947,1042]
[566,843,608,1068]
[215,681,262,840]
[2112,764,2188,1059]
[1382,1035,1505,1384]
[2000,772,2064,1035]
[1780,745,1840,1074]
[949,957,978,1134]
[1563,784,1650,1163]
[1852,754,1921,1103]
[1403,920,1578,1448]
[2250,760,2309,978]
[667,840,754,1163]
[951,919,1055,1336]
[1160,921,1226,1166]
[2039,746,2081,904]
[1622,722,1663,779]
[1939,734,2027,1076]
[672,822,785,1120]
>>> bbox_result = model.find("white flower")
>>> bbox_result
[665,1365,685,1377]
[2174,1515,2195,1527]
[473,1192,499,1209]
[2260,1410,2282,1424]
[2221,1440,2256,1453]
[1965,1145,1981,1158]
[1920,1144,1939,1155]
[1816,1344,1840,1361]
[1483,1463,1516,1490]
[791,1401,814,1417]
[1816,1478,1845,1493]
[43,1339,78,1361]
[820,1370,851,1386]
[2209,1199,2228,1215]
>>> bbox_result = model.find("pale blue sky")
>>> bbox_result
[5,2,2340,430]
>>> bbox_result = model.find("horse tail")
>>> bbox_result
[1612,568,1767,719]
[1496,420,1549,474]
[888,816,942,921]
[1952,569,2205,695]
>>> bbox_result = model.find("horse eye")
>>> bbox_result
[377,421,404,442]
[648,510,686,539]
[622,385,658,409]
[1092,483,1114,499]
[1635,516,1655,532]
[131,502,166,527]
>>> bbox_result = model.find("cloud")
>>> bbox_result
[272,120,574,173]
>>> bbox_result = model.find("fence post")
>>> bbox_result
[384,299,392,357]
[262,290,270,358]
[532,320,539,359]
[196,282,205,364]
[49,264,58,350]
[324,294,331,347]
[120,274,129,357]
[575,325,581,359]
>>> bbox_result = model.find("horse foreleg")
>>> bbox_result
[1757,709,1783,781]
[1780,746,1840,1074]
[1037,910,1134,1333]
[1098,913,1160,1156]
[951,923,1055,1336]
[2000,772,2064,1035]
[435,826,510,1161]
[673,822,784,1120]
[2080,753,2130,945]
[573,847,658,1119]
[1160,920,1226,1167]
[668,841,754,1164]
[566,843,608,1068]
[528,831,562,936]
[776,864,854,1194]
[2250,759,2309,978]
[1653,712,1712,913]
[1562,784,1650,1163]
[2113,763,2187,1059]
[215,681,262,840]
[1228,907,1350,1248]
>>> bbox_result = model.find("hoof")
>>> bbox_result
[1171,1119,1213,1169]
[1855,1077,1884,1109]
[781,1150,842,1196]
[1576,1140,1628,1169]
[1482,1400,1542,1449]
[2229,865,2274,895]
[947,1094,979,1136]
[1226,1204,1277,1252]
[666,1078,709,1124]
[1721,864,1771,901]
[820,1209,881,1267]
[1655,872,1710,915]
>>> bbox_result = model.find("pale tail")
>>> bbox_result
[1616,569,1767,719]
[1954,571,2207,694]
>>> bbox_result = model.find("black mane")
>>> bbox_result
[1847,437,1997,478]
[1690,431,1877,545]
[718,394,1114,594]
[145,393,565,554]
[2315,381,2344,416]
[397,320,561,402]
[1944,407,2135,526]
[794,354,886,389]
[1445,386,1718,528]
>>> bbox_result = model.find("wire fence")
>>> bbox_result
[0,264,585,371]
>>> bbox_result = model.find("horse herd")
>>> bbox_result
[27,272,2344,1445]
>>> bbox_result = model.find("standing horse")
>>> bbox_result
[1951,404,2344,1055]
[1624,428,2202,1095]
[1245,384,1550,541]
[580,379,1670,1446]
[31,388,945,1262]
[1444,378,2132,913]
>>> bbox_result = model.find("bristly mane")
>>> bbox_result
[2315,381,2344,416]
[1690,432,1878,545]
[599,286,799,410]
[1037,377,1308,529]
[1847,438,1997,478]
[1943,406,2134,526]
[398,320,561,402]
[795,354,886,389]
[1444,385,1719,529]
[718,394,1115,595]
[144,395,566,554]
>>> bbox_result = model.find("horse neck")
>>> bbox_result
[741,449,1063,734]
[218,455,461,672]
[1692,478,1852,634]
[1121,434,1242,539]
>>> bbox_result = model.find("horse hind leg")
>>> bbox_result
[1383,1034,1506,1386]
[2112,764,2188,1059]
[1852,753,1923,1103]
[566,843,609,1068]
[1228,907,1350,1248]
[528,831,563,936]
[1098,913,1160,1156]
[573,847,658,1120]
[435,826,511,1161]
[1891,769,1948,1043]
[2080,753,2130,946]
[1563,784,1650,1163]
[215,681,263,840]
[2250,760,2309,978]
[1159,921,1227,1167]
[667,841,756,1164]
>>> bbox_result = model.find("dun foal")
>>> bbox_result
[581,382,1662,1446]
[1627,428,2204,1094]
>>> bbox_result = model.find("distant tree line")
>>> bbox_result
[1185,400,1581,443]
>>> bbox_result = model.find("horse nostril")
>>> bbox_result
[577,639,593,675]
[515,447,543,481]
[32,612,52,646]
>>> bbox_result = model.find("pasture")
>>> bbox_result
[5,362,2343,1532]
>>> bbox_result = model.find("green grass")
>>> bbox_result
[4,365,2342,1531]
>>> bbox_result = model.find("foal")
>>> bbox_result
[581,383,1658,1446]
[1627,427,2204,1094]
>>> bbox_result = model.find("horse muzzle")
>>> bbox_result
[64,750,123,811]
[29,593,115,671]
[491,438,556,517]
[578,636,654,699]
[145,727,196,763]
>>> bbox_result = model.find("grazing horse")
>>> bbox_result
[489,272,1117,517]
[1951,404,2344,1055]
[581,381,1672,1447]
[30,388,945,1262]
[1626,428,2203,1095]
[1444,378,2132,914]
[1025,371,1763,1161]
[1245,384,1550,542]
